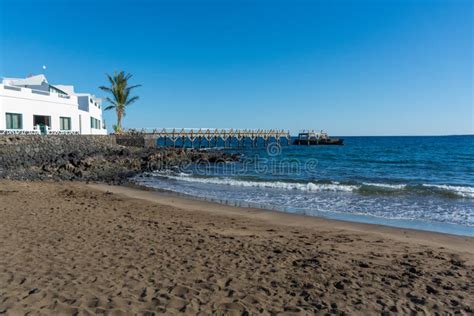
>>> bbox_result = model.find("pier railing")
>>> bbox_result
[121,128,291,148]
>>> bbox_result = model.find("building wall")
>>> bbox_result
[0,88,3,130]
[0,84,107,135]
[77,95,106,134]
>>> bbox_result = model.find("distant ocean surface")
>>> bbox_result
[134,136,474,236]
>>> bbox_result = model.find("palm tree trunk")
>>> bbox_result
[116,110,123,134]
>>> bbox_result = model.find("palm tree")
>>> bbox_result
[99,71,141,133]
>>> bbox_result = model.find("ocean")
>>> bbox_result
[133,135,474,236]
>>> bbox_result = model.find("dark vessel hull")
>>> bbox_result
[293,138,344,145]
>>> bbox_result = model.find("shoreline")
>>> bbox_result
[124,179,474,238]
[91,182,474,257]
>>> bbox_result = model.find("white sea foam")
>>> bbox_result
[144,172,474,198]
[150,172,358,192]
[422,184,474,198]
[362,182,407,189]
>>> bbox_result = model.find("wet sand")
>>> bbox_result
[0,180,472,315]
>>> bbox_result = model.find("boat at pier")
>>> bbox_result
[293,130,344,145]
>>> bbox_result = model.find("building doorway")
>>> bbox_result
[33,115,51,135]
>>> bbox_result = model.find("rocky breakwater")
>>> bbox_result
[0,135,239,183]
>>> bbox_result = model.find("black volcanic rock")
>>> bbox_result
[0,135,240,184]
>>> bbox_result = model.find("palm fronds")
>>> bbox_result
[99,71,141,133]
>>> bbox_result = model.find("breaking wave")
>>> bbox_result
[143,171,474,199]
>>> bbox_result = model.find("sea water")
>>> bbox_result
[133,136,474,236]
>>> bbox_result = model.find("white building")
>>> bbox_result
[0,74,107,135]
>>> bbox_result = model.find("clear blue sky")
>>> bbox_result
[1,0,472,135]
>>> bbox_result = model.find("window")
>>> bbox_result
[6,113,22,129]
[90,117,100,129]
[33,115,51,128]
[60,117,71,130]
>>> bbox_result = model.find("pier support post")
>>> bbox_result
[144,135,157,148]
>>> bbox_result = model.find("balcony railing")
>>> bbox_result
[47,130,80,135]
[0,129,40,135]
[0,128,79,135]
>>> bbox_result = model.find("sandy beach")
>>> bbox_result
[0,180,472,315]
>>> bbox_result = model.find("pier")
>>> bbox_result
[123,128,291,148]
